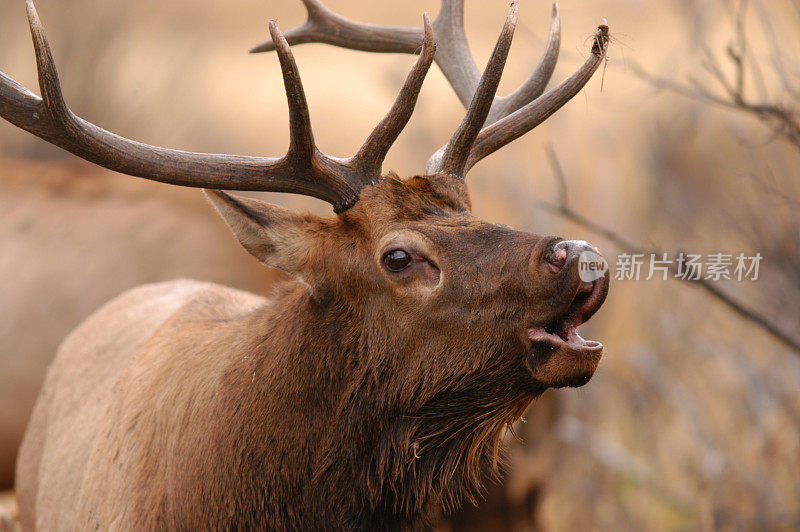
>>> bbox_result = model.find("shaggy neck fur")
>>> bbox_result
[207,281,539,529]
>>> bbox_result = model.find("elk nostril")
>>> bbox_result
[547,247,567,273]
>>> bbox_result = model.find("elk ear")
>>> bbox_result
[204,190,319,275]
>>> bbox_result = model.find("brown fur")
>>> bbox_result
[16,172,607,529]
[0,158,277,490]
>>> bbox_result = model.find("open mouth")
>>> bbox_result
[527,277,607,355]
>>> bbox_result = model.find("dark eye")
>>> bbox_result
[382,249,412,272]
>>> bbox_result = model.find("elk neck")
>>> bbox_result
[206,278,538,527]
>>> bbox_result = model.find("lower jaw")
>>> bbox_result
[525,340,603,389]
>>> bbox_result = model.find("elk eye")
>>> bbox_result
[382,249,412,272]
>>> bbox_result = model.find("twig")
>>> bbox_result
[631,63,800,148]
[545,143,568,209]
[541,149,800,356]
[629,0,800,150]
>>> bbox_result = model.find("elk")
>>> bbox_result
[2,0,610,529]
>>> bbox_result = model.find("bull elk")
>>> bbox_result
[2,0,610,529]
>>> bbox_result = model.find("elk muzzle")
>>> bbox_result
[527,240,610,389]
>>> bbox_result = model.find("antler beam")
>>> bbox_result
[0,1,436,212]
[251,1,609,175]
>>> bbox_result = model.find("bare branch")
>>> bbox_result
[545,143,567,208]
[631,0,800,151]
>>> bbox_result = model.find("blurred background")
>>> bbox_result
[0,0,798,530]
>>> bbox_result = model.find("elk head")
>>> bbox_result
[206,3,611,391]
[1,0,610,520]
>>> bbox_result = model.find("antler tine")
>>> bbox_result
[250,0,423,55]
[1,1,437,212]
[434,1,518,178]
[269,21,315,164]
[465,21,610,172]
[26,0,70,124]
[265,20,364,208]
[350,15,437,180]
[487,2,561,123]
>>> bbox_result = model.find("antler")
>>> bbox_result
[436,1,517,178]
[251,0,610,175]
[0,1,436,212]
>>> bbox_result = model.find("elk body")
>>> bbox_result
[0,160,277,490]
[2,1,610,529]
